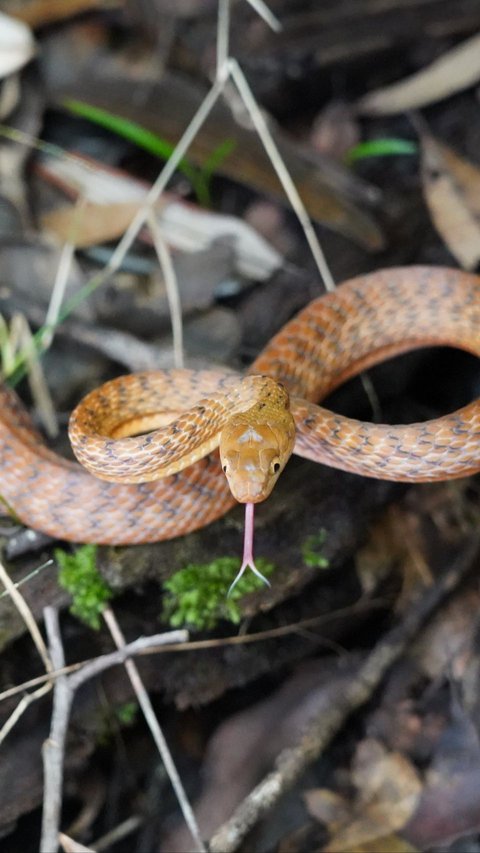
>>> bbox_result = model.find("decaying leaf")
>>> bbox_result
[420,133,480,269]
[305,738,422,853]
[358,32,480,114]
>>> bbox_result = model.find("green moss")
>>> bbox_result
[162,556,276,630]
[301,529,329,569]
[55,544,113,629]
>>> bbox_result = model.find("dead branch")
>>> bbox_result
[209,536,480,853]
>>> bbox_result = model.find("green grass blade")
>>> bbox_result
[346,138,418,164]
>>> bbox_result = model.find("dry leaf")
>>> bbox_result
[420,134,480,269]
[358,32,480,114]
[41,200,144,248]
[38,154,283,279]
[355,505,432,607]
[304,788,351,829]
[0,11,35,79]
[345,834,418,853]
[313,739,422,853]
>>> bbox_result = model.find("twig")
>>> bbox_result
[41,607,72,853]
[59,833,94,852]
[38,609,188,852]
[217,0,231,79]
[18,316,59,437]
[92,815,143,851]
[42,197,87,351]
[0,598,384,705]
[209,537,480,852]
[0,681,52,745]
[146,210,184,368]
[227,57,335,291]
[0,557,52,673]
[243,0,281,31]
[0,558,53,600]
[102,607,206,853]
[104,78,225,280]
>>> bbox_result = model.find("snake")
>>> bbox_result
[1,266,480,547]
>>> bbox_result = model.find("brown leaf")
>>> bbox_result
[319,739,422,853]
[420,134,480,270]
[344,834,418,853]
[358,32,480,114]
[304,788,351,829]
[41,200,143,248]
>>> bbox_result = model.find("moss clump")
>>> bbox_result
[162,556,276,630]
[301,529,329,569]
[56,544,113,629]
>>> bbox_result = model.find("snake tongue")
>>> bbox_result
[227,502,271,597]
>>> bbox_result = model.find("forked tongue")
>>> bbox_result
[227,502,271,597]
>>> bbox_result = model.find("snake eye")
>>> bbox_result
[222,464,228,474]
[272,460,281,474]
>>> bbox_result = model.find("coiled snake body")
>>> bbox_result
[1,267,480,545]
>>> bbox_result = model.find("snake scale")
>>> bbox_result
[1,266,479,545]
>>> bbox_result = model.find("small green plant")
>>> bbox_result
[162,556,276,630]
[63,98,236,207]
[115,701,138,727]
[56,544,113,629]
[301,529,329,569]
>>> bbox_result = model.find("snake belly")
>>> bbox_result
[1,266,479,544]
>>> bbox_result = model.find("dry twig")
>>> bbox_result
[38,606,189,853]
[102,607,206,853]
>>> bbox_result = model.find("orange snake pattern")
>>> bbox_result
[1,266,480,545]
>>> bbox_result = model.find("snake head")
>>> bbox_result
[219,409,296,503]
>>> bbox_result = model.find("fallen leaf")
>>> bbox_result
[38,154,283,279]
[420,134,480,269]
[53,71,385,249]
[310,739,422,853]
[345,834,418,853]
[355,505,432,606]
[352,739,422,827]
[0,11,35,79]
[358,32,480,114]
[304,788,351,830]
[41,200,144,248]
